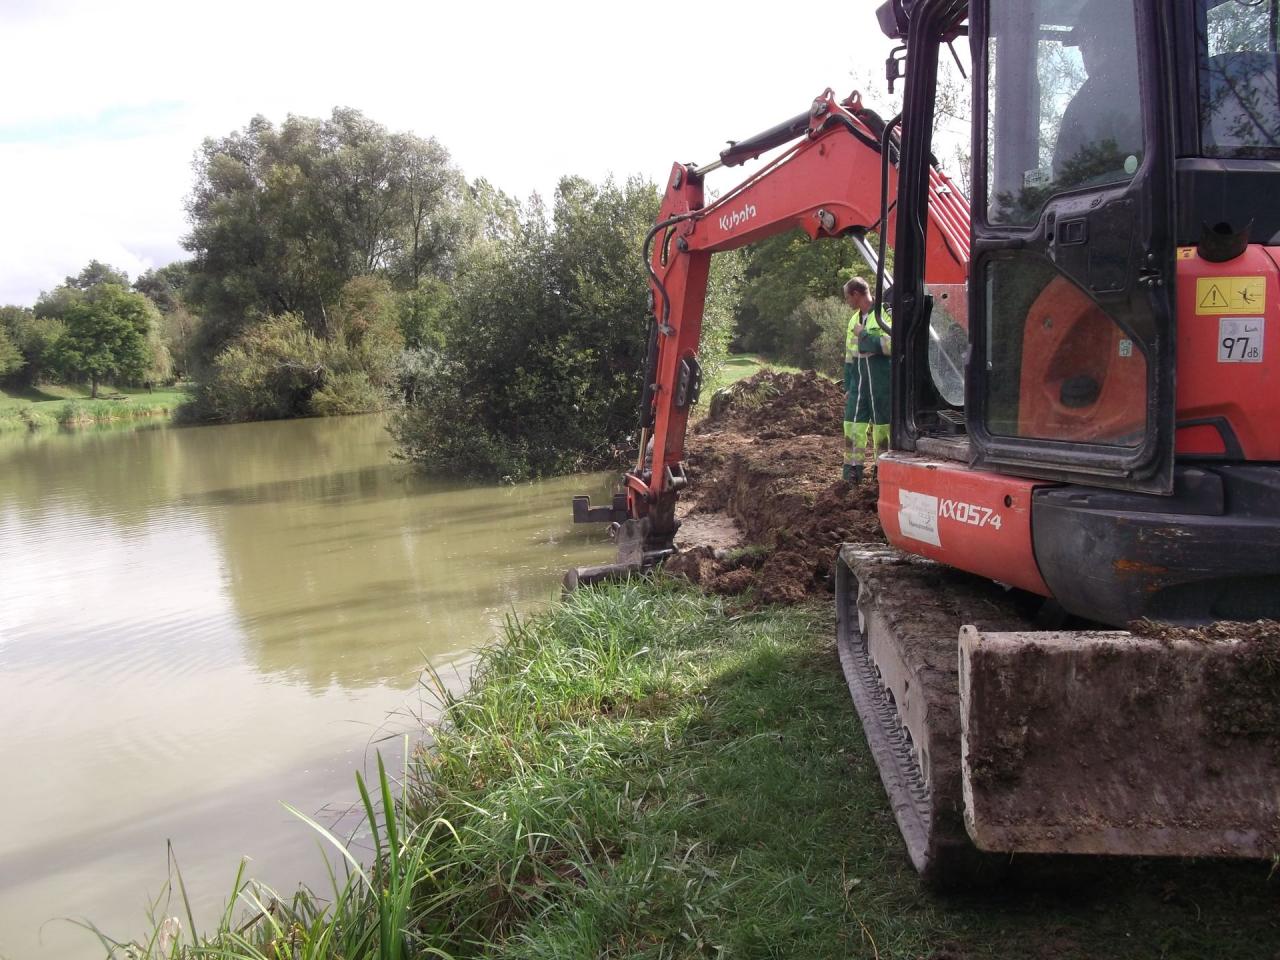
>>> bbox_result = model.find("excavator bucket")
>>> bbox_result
[959,626,1280,859]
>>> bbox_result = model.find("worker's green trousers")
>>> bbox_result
[843,355,891,478]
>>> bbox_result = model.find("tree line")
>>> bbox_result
[2,106,870,478]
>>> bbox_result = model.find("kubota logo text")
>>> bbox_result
[719,204,757,232]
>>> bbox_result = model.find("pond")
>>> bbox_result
[0,414,615,959]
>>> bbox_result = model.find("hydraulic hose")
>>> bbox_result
[874,113,903,330]
[637,210,698,466]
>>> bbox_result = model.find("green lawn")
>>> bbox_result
[0,382,187,411]
[710,353,804,393]
[0,383,190,431]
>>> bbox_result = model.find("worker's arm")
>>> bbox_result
[858,329,891,356]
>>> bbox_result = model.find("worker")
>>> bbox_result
[1052,0,1143,186]
[841,277,891,483]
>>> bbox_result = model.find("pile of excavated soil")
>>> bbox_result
[666,371,884,604]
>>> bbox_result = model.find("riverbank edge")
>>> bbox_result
[125,577,1277,960]
[0,392,187,433]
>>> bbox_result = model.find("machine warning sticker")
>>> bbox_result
[898,490,941,547]
[1177,247,1196,260]
[1196,276,1266,315]
[1218,318,1264,362]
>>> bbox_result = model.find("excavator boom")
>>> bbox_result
[570,89,968,582]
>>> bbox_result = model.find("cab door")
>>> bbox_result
[968,0,1176,493]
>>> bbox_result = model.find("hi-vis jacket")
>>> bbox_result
[844,306,891,363]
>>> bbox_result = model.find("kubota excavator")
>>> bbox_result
[570,0,1279,884]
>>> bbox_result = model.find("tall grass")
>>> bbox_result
[56,397,182,427]
[0,407,57,432]
[110,580,1278,959]
[0,386,187,432]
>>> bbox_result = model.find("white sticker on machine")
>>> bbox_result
[898,490,941,547]
[1218,317,1264,362]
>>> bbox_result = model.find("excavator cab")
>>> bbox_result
[887,0,1177,493]
[879,0,1280,625]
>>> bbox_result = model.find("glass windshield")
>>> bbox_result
[1197,0,1280,156]
[987,0,1145,226]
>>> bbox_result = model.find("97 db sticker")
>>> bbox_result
[1219,318,1264,363]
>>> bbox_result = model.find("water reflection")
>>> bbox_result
[0,415,615,959]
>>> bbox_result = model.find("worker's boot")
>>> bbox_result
[842,463,855,482]
[852,462,865,483]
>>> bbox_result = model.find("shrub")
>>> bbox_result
[392,177,741,481]
[183,313,327,422]
[802,296,853,377]
[310,369,386,416]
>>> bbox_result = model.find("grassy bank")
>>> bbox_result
[0,383,189,432]
[123,579,1278,959]
[710,353,803,392]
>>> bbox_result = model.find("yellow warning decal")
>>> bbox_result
[1196,276,1266,315]
[1177,247,1196,260]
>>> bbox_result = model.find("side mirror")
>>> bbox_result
[875,0,909,39]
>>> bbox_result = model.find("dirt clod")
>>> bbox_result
[670,371,884,602]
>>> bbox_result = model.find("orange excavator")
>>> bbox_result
[572,0,1279,883]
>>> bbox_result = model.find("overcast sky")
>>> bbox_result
[0,0,895,306]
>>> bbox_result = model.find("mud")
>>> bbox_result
[1133,619,1280,756]
[668,371,884,603]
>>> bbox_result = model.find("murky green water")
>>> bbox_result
[0,415,614,959]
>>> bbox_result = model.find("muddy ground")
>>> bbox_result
[666,371,883,604]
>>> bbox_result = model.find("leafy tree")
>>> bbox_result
[183,109,468,359]
[328,275,403,394]
[0,306,63,386]
[160,304,201,378]
[187,313,327,421]
[801,296,854,377]
[0,324,22,379]
[34,283,84,322]
[735,229,859,364]
[66,260,130,290]
[392,133,468,286]
[396,276,452,351]
[134,262,190,314]
[51,284,157,396]
[186,278,402,423]
[392,175,739,480]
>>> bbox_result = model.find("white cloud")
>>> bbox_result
[0,0,895,305]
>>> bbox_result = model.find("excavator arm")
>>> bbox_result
[570,89,969,577]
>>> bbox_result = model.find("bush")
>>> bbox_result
[310,369,386,416]
[391,354,532,479]
[802,296,852,377]
[184,282,402,424]
[392,176,741,481]
[183,313,327,422]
